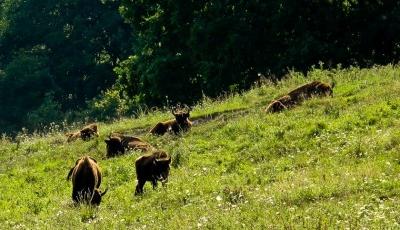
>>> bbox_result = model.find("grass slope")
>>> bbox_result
[1,65,400,228]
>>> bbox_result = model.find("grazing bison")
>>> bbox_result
[65,123,99,142]
[265,81,334,113]
[66,156,107,205]
[104,133,154,157]
[135,150,171,195]
[150,106,192,135]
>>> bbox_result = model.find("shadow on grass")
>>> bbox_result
[191,107,250,125]
[111,107,250,136]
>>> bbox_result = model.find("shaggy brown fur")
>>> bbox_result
[265,95,294,113]
[150,109,192,135]
[265,99,288,113]
[287,81,334,102]
[66,156,107,205]
[65,123,99,142]
[135,150,171,195]
[104,133,154,157]
[265,81,334,113]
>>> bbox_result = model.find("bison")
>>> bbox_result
[134,150,171,195]
[150,106,192,135]
[65,123,99,142]
[66,156,107,205]
[104,133,154,157]
[265,81,334,113]
[287,81,334,102]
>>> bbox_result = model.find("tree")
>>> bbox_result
[118,0,400,106]
[0,0,134,133]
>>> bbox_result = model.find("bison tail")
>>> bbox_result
[66,167,74,180]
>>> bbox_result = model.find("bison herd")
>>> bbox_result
[65,81,333,206]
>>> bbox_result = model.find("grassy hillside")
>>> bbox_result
[1,65,400,228]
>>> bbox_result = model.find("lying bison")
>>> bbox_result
[150,106,192,135]
[265,81,334,113]
[65,123,99,142]
[104,133,154,157]
[287,80,334,101]
[135,150,171,195]
[66,156,107,205]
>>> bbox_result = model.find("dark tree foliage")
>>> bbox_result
[1,0,400,134]
[0,0,134,133]
[119,0,400,104]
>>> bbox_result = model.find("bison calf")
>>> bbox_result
[105,133,154,157]
[66,156,107,205]
[135,150,171,195]
[150,107,192,135]
[65,123,99,142]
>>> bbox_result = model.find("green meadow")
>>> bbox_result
[1,65,400,229]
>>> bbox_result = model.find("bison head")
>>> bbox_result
[153,151,171,184]
[172,104,191,123]
[105,136,125,157]
[91,188,108,205]
[80,125,99,141]
[172,111,189,123]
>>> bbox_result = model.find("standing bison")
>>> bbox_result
[65,123,99,142]
[66,156,107,205]
[104,133,154,157]
[135,150,171,195]
[150,106,192,135]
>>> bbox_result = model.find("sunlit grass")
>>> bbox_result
[1,64,400,228]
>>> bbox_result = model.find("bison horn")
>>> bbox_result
[183,104,191,112]
[101,187,108,197]
[155,156,171,163]
[171,107,178,116]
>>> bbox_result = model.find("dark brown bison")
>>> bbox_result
[135,150,171,195]
[150,106,192,135]
[66,156,107,205]
[65,123,99,142]
[104,133,154,157]
[265,81,334,113]
[287,81,334,102]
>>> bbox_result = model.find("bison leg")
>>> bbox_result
[151,180,158,189]
[135,180,146,195]
[72,189,80,203]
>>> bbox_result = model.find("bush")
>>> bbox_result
[85,88,134,121]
